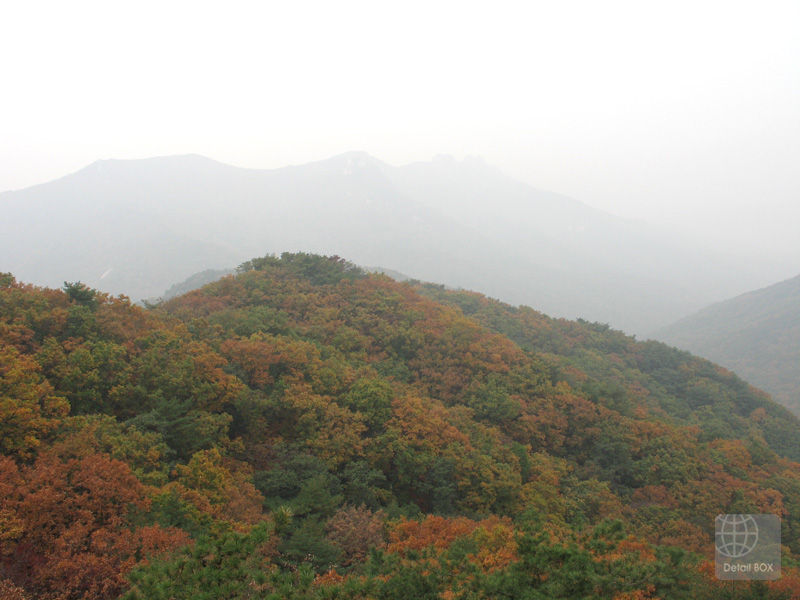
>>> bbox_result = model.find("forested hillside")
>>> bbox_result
[653,273,800,413]
[2,255,800,599]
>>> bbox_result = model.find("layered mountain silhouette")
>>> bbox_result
[653,273,800,412]
[0,152,789,334]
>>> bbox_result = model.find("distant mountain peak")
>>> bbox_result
[71,154,232,180]
[340,152,377,176]
[418,153,504,178]
[333,150,375,161]
[83,153,223,168]
[310,151,394,181]
[325,150,386,168]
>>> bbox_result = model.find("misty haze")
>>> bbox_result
[2,1,799,598]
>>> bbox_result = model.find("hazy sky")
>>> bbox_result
[2,0,798,262]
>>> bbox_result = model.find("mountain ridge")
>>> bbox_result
[1,152,792,334]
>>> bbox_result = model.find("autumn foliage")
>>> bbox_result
[1,255,800,599]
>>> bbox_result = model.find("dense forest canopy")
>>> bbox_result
[2,253,800,599]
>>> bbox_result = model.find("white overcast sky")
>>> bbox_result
[2,0,799,263]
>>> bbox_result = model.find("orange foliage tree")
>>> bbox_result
[0,344,68,458]
[0,452,189,600]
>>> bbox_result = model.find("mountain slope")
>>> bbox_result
[653,273,800,412]
[0,153,541,305]
[0,152,790,334]
[3,254,800,598]
[384,155,796,333]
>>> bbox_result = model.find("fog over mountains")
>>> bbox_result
[0,152,791,334]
